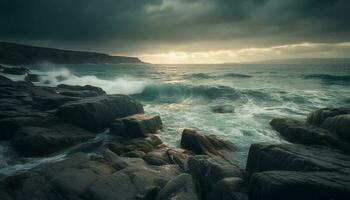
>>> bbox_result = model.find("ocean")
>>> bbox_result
[1,63,350,176]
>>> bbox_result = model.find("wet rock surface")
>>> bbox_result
[0,75,144,157]
[56,95,144,132]
[181,129,235,156]
[110,113,162,138]
[246,143,350,200]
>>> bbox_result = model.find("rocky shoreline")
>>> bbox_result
[0,66,350,200]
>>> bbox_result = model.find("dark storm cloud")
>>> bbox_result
[0,0,349,52]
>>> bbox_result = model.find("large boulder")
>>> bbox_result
[246,143,350,200]
[270,118,350,154]
[110,113,162,138]
[188,155,244,200]
[56,95,144,132]
[11,124,95,156]
[180,129,235,156]
[321,114,350,143]
[307,107,350,126]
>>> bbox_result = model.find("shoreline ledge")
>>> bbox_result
[0,72,349,200]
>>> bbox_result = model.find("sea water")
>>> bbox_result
[1,63,350,176]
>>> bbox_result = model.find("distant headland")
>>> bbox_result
[0,42,142,65]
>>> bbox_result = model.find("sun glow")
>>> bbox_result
[138,42,350,64]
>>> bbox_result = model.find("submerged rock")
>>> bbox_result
[211,105,235,113]
[110,113,162,138]
[180,129,235,156]
[246,143,350,200]
[56,95,144,132]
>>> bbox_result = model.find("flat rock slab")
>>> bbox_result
[110,113,162,138]
[246,143,350,200]
[56,95,144,132]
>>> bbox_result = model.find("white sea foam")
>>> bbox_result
[33,67,149,95]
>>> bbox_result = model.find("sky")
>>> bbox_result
[0,0,349,64]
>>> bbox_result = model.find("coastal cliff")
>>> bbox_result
[0,42,142,65]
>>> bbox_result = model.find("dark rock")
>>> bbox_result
[0,113,57,140]
[180,129,235,156]
[24,74,40,82]
[210,177,248,200]
[188,155,244,200]
[137,186,161,200]
[57,84,106,95]
[246,143,350,200]
[166,148,194,170]
[51,168,99,199]
[88,173,137,200]
[321,114,350,143]
[56,95,144,132]
[249,171,350,200]
[156,173,198,200]
[108,135,163,156]
[270,118,350,154]
[307,107,350,126]
[11,125,95,156]
[102,148,128,170]
[1,66,30,75]
[110,113,162,138]
[56,84,106,97]
[122,150,146,158]
[0,172,59,200]
[211,105,235,113]
[270,118,329,145]
[144,148,171,166]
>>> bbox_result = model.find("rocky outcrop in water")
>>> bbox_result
[270,108,350,154]
[0,75,143,156]
[180,129,235,156]
[246,143,350,200]
[252,108,350,199]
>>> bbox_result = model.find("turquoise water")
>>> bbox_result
[29,63,350,165]
[1,63,349,174]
